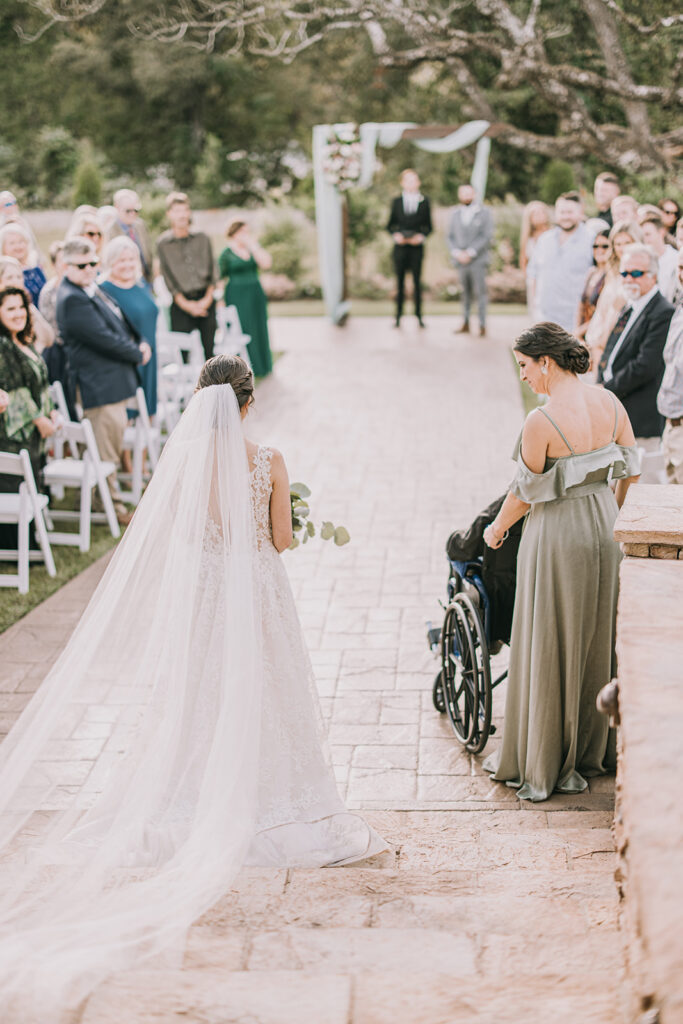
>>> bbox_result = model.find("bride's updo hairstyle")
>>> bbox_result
[514,322,590,375]
[197,354,255,408]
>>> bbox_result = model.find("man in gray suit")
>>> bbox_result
[448,184,494,336]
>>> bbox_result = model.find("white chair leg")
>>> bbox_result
[97,469,120,539]
[79,469,92,552]
[17,506,29,595]
[34,507,57,576]
[132,428,143,505]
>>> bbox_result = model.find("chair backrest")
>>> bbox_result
[217,305,245,337]
[49,380,73,422]
[178,328,204,369]
[156,330,186,368]
[0,449,43,503]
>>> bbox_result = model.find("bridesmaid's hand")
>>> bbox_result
[0,389,8,414]
[483,524,505,549]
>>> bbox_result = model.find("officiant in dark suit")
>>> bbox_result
[56,237,151,523]
[448,183,494,337]
[387,169,432,328]
[597,242,674,479]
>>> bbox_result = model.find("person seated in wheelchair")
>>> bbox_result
[445,492,523,650]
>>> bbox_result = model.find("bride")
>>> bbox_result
[0,355,386,1020]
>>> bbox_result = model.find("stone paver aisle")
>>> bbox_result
[0,315,624,1023]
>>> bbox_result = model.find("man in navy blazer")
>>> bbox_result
[598,243,674,476]
[57,238,151,522]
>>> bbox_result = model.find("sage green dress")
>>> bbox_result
[483,402,640,802]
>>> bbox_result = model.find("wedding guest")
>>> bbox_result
[677,218,683,252]
[100,236,158,417]
[38,242,78,420]
[527,192,594,331]
[593,172,620,229]
[157,192,216,359]
[519,201,551,318]
[0,287,58,549]
[585,220,643,369]
[598,243,675,470]
[0,255,54,353]
[447,183,494,336]
[218,220,273,377]
[97,205,118,236]
[0,223,46,305]
[0,191,21,228]
[575,229,609,340]
[106,189,153,282]
[657,250,683,483]
[482,323,639,801]
[610,194,638,225]
[57,238,152,524]
[658,198,680,239]
[386,169,432,328]
[66,212,103,255]
[639,211,678,302]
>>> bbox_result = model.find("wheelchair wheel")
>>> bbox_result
[455,592,492,754]
[432,670,445,713]
[440,601,479,747]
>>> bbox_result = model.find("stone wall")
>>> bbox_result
[613,485,683,1024]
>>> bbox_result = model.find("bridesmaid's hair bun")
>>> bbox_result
[514,322,590,375]
[197,354,254,407]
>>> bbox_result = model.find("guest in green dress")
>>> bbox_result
[0,286,58,549]
[482,323,641,801]
[218,221,273,377]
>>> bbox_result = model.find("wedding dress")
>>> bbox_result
[0,384,385,1022]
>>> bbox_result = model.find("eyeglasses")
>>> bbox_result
[2,200,17,209]
[592,243,610,250]
[620,269,648,279]
[123,208,140,215]
[85,230,102,238]
[661,207,678,216]
[69,261,99,269]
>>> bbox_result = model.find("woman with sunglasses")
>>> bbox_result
[575,229,610,340]
[658,198,681,240]
[66,211,104,256]
[584,219,643,373]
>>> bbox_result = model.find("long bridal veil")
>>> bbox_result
[0,385,264,1021]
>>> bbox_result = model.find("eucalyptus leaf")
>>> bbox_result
[320,521,335,541]
[306,521,315,537]
[289,536,300,549]
[303,531,309,544]
[334,526,350,546]
[290,482,311,498]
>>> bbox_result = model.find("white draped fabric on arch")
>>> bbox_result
[313,120,493,324]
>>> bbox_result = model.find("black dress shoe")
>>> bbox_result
[418,318,426,329]
[393,318,401,328]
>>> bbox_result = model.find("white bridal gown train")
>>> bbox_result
[0,385,385,1022]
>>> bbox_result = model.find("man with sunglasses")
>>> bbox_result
[598,243,674,473]
[57,238,151,524]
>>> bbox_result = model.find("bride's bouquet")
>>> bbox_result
[290,482,349,549]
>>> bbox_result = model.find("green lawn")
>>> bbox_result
[0,518,120,634]
[269,300,527,318]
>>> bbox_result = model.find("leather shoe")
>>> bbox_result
[479,325,487,337]
[393,318,401,328]
[454,321,470,334]
[417,318,426,329]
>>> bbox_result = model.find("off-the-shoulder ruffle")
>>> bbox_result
[510,440,641,504]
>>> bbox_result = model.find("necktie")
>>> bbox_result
[600,306,631,377]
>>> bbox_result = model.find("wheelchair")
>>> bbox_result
[427,496,522,754]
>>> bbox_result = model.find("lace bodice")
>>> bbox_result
[250,445,273,549]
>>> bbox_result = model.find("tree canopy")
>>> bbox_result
[5,0,682,206]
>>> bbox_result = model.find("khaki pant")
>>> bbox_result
[662,420,683,484]
[83,400,128,506]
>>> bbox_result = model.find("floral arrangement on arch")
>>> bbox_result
[322,124,362,193]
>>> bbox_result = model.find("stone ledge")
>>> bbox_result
[614,484,683,548]
[615,556,683,1023]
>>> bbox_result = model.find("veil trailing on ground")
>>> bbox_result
[0,385,263,1021]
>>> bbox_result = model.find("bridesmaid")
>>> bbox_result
[218,220,273,377]
[99,236,158,418]
[482,323,640,801]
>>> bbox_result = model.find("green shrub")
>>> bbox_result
[540,159,576,205]
[36,127,79,205]
[194,133,226,208]
[72,159,102,207]
[260,216,304,282]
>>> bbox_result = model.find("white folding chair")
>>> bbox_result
[215,305,251,366]
[638,445,667,484]
[120,387,161,505]
[43,419,120,552]
[0,449,56,593]
[156,328,202,412]
[48,381,79,466]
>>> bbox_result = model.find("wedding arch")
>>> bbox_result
[312,121,495,324]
